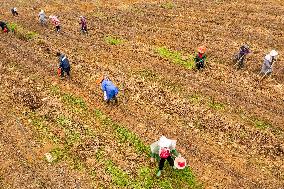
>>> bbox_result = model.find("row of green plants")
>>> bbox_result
[47,84,202,188]
[7,22,38,41]
[155,47,195,69]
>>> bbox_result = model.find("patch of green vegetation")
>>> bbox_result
[95,148,105,161]
[172,167,202,188]
[208,98,225,110]
[161,2,176,9]
[105,160,130,187]
[36,39,46,45]
[158,180,173,189]
[7,22,17,32]
[50,85,60,95]
[105,36,123,45]
[6,22,38,40]
[94,109,105,119]
[94,108,149,154]
[92,11,107,19]
[254,119,271,129]
[49,147,66,163]
[29,113,59,144]
[65,129,81,147]
[156,47,194,69]
[138,69,158,81]
[90,169,97,177]
[135,167,154,188]
[26,31,38,40]
[56,115,82,147]
[113,124,149,154]
[163,79,183,93]
[49,85,87,111]
[71,157,85,171]
[188,93,202,104]
[56,115,72,127]
[61,93,87,110]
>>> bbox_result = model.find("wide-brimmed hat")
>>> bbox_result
[96,75,104,85]
[174,156,187,169]
[158,136,172,148]
[197,46,206,54]
[270,50,278,57]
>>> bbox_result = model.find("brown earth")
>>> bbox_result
[0,0,284,188]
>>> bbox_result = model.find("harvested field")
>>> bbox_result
[0,0,284,188]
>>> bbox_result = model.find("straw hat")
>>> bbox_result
[197,46,206,54]
[270,50,278,57]
[174,156,187,169]
[96,75,104,85]
[158,136,172,148]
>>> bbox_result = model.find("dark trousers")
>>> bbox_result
[234,54,245,68]
[56,25,60,32]
[81,26,87,32]
[0,22,7,30]
[12,10,18,16]
[61,67,70,77]
[159,156,174,170]
[196,61,204,70]
[106,96,118,104]
[237,58,245,69]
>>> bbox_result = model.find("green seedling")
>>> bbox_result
[105,36,123,45]
[161,2,176,9]
[208,98,225,110]
[105,160,130,187]
[156,47,194,69]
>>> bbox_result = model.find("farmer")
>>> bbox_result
[234,44,250,69]
[79,16,87,33]
[11,7,18,16]
[96,76,119,104]
[0,21,9,33]
[260,50,278,76]
[194,46,207,70]
[38,10,47,26]
[150,136,186,177]
[49,15,60,32]
[57,52,71,79]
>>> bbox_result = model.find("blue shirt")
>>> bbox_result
[59,54,70,69]
[101,79,119,100]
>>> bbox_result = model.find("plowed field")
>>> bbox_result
[0,0,284,188]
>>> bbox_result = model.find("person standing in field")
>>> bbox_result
[260,50,278,77]
[96,76,119,104]
[11,7,18,16]
[194,46,207,70]
[150,136,186,177]
[0,21,9,33]
[233,44,251,69]
[79,16,87,33]
[38,10,47,26]
[49,15,60,32]
[57,52,71,79]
